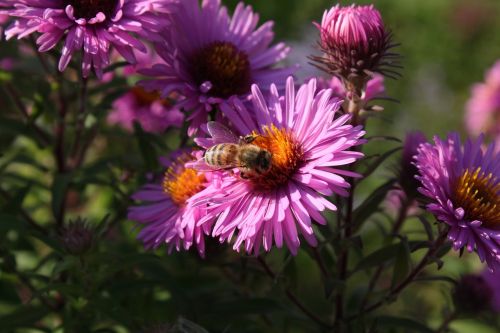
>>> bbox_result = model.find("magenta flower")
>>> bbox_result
[312,4,399,87]
[465,60,500,148]
[128,151,218,257]
[415,133,500,271]
[1,0,167,78]
[317,73,385,102]
[140,0,293,135]
[191,77,365,255]
[107,87,183,133]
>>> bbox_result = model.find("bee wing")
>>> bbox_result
[207,121,240,144]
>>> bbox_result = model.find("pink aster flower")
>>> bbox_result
[191,77,365,255]
[107,87,183,133]
[1,0,168,78]
[312,4,399,90]
[140,0,293,135]
[415,133,500,271]
[465,60,500,148]
[128,151,218,257]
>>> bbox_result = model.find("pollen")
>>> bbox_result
[189,41,251,98]
[250,125,305,192]
[68,0,118,19]
[163,155,206,207]
[453,167,500,229]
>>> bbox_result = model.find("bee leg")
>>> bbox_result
[240,171,249,179]
[240,135,256,144]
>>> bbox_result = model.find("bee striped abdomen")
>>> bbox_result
[204,144,238,167]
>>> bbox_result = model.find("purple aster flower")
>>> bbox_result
[191,77,365,255]
[415,133,500,271]
[311,4,400,93]
[107,87,183,133]
[128,151,219,257]
[465,60,500,149]
[453,274,494,314]
[482,269,500,312]
[1,0,168,78]
[140,0,293,135]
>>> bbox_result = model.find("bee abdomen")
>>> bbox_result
[204,144,238,167]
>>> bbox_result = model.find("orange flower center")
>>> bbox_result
[163,155,206,207]
[189,41,251,98]
[453,167,500,229]
[249,125,305,192]
[68,0,118,19]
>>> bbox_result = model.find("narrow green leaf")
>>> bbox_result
[391,239,411,287]
[0,306,50,329]
[355,243,400,271]
[353,179,396,230]
[375,315,434,333]
[134,122,158,170]
[361,147,402,179]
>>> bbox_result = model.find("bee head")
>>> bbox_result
[256,150,272,173]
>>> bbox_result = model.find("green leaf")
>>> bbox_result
[0,306,50,329]
[391,239,411,287]
[355,243,400,271]
[361,147,402,179]
[210,298,284,316]
[134,122,158,170]
[374,315,434,333]
[353,179,396,230]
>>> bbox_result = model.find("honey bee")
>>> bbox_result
[204,121,272,179]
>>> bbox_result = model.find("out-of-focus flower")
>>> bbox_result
[60,218,94,255]
[1,0,169,78]
[128,151,218,257]
[191,77,365,255]
[312,4,399,94]
[400,131,427,199]
[482,269,500,312]
[385,131,427,218]
[415,133,500,271]
[453,274,494,314]
[465,60,500,148]
[140,0,293,135]
[317,73,385,102]
[108,87,183,133]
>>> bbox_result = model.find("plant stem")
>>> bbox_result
[436,311,457,333]
[257,256,332,329]
[2,83,51,145]
[359,198,411,309]
[71,77,89,161]
[348,231,448,321]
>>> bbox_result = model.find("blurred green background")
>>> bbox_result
[1,0,500,332]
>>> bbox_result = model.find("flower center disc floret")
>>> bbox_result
[249,125,305,192]
[163,155,206,207]
[189,41,251,98]
[453,167,500,229]
[68,0,118,19]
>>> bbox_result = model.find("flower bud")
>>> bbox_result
[60,218,94,255]
[312,4,399,95]
[453,274,493,314]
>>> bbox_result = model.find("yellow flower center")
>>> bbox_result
[68,0,118,19]
[163,155,206,207]
[249,125,305,192]
[189,41,251,98]
[453,167,500,229]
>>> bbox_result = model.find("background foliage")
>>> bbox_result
[1,0,499,332]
